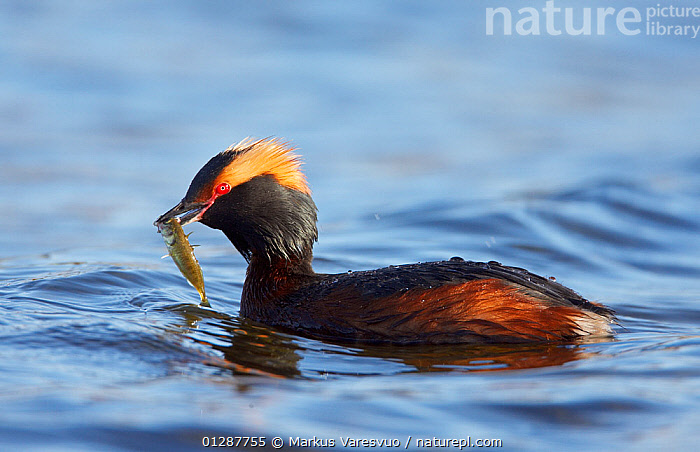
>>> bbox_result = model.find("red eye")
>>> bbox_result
[215,182,231,195]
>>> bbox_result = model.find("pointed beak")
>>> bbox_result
[154,199,210,229]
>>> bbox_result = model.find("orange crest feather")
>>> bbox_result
[214,138,311,195]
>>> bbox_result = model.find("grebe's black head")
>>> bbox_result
[155,138,318,262]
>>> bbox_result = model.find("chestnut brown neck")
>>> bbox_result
[240,246,315,318]
[195,172,319,316]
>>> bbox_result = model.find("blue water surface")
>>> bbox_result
[1,1,699,451]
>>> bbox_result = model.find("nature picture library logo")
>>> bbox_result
[485,1,700,38]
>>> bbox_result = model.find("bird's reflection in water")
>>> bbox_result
[163,303,302,378]
[351,341,598,373]
[165,304,605,378]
